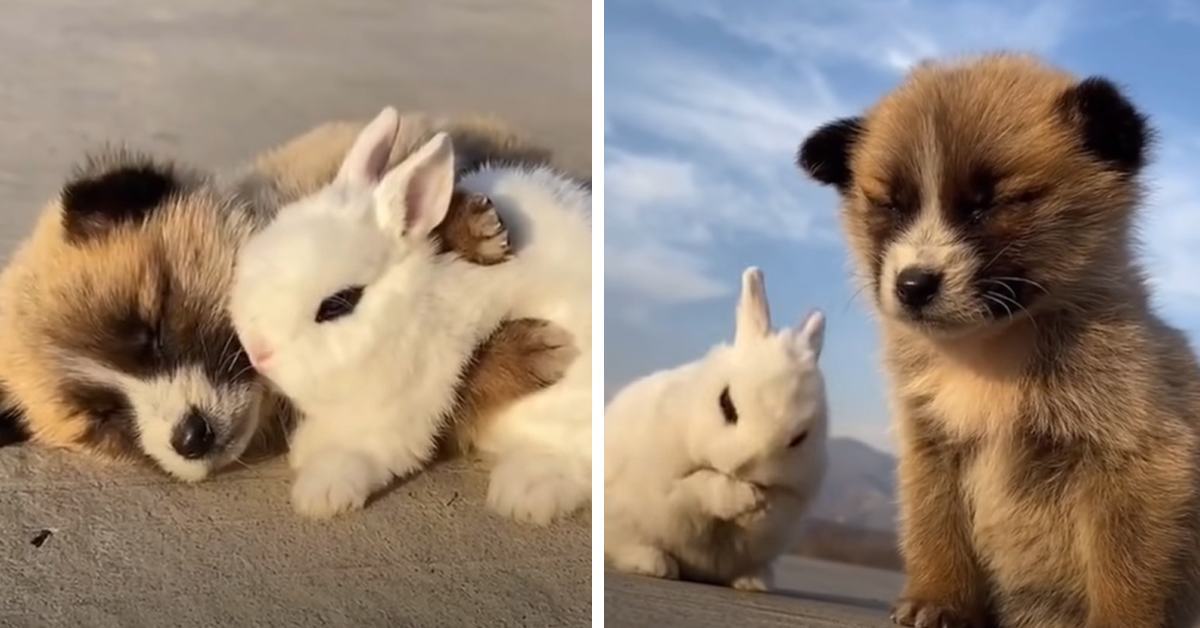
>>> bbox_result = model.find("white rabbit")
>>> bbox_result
[604,267,828,591]
[229,107,591,522]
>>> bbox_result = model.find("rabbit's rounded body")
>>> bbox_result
[457,164,593,525]
[231,110,518,517]
[604,269,827,589]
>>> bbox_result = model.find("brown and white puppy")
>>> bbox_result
[799,54,1200,628]
[0,112,567,481]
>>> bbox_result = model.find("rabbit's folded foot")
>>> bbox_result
[290,449,394,519]
[608,544,679,580]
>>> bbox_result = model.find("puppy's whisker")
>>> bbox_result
[843,282,869,314]
[988,291,1039,335]
[982,292,1014,319]
[231,364,256,381]
[992,276,1049,295]
[979,242,1017,273]
[980,278,1018,299]
[219,333,236,366]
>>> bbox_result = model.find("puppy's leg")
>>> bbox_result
[249,120,363,205]
[1078,445,1192,628]
[434,191,512,265]
[892,412,989,628]
[447,318,577,454]
[669,469,763,521]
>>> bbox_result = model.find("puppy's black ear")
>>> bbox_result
[797,117,863,191]
[0,388,28,448]
[60,152,180,243]
[1057,77,1150,174]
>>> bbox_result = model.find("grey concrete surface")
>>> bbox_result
[606,557,903,627]
[0,1,590,627]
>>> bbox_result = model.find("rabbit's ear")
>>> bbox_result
[374,132,455,240]
[792,310,826,359]
[336,107,400,187]
[735,267,771,346]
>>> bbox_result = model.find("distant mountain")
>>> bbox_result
[809,437,897,532]
[790,437,902,571]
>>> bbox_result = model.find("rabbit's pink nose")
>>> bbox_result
[245,340,273,370]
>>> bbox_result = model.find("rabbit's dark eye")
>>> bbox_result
[315,285,365,323]
[719,386,738,425]
[787,431,809,448]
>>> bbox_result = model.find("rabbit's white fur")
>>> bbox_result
[604,268,827,590]
[456,165,592,525]
[230,107,591,521]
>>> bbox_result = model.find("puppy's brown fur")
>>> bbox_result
[800,54,1200,628]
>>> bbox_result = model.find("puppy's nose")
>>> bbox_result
[895,267,942,309]
[171,408,216,459]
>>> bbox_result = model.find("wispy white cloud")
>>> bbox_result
[1165,0,1200,24]
[608,46,840,170]
[606,150,701,222]
[1142,162,1200,309]
[604,37,843,316]
[606,239,731,318]
[649,0,1076,74]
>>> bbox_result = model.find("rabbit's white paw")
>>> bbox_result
[608,545,679,579]
[701,473,763,521]
[487,454,588,526]
[291,451,390,519]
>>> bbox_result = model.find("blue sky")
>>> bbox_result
[604,0,1200,452]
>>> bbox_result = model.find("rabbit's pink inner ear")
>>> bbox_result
[402,134,455,237]
[375,132,456,239]
[336,106,400,187]
[735,267,771,345]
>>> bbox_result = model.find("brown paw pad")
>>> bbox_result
[459,192,511,265]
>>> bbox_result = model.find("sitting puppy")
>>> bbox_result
[799,54,1200,628]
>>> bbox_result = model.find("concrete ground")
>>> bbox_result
[0,1,590,627]
[606,556,902,627]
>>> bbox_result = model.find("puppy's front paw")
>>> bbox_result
[494,318,578,388]
[487,454,588,526]
[291,451,390,519]
[891,597,984,628]
[440,191,511,265]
